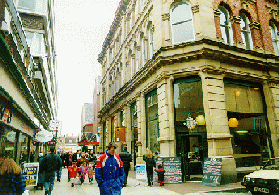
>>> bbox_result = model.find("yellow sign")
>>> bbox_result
[62,148,72,150]
[23,163,39,186]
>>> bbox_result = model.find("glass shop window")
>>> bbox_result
[0,126,17,161]
[19,134,28,164]
[174,78,205,133]
[224,80,271,166]
[145,90,159,154]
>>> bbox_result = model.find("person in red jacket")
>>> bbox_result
[68,161,78,187]
[156,164,165,186]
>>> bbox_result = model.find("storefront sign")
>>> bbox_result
[23,162,39,186]
[0,106,12,123]
[115,127,125,142]
[7,131,16,142]
[202,158,222,187]
[35,130,53,142]
[154,157,182,184]
[136,164,147,180]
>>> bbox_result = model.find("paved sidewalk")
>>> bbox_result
[26,168,246,195]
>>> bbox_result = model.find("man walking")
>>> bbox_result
[40,147,62,195]
[119,146,132,187]
[95,142,125,195]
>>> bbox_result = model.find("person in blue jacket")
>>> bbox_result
[95,142,125,195]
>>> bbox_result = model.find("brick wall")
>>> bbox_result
[213,0,279,52]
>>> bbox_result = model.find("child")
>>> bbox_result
[156,164,165,186]
[78,161,88,185]
[68,161,78,187]
[87,163,94,184]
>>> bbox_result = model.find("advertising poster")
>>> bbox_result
[23,162,39,186]
[136,164,146,180]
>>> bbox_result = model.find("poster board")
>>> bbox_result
[154,157,182,184]
[202,158,222,187]
[23,162,39,186]
[136,164,146,180]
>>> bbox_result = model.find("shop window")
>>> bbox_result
[269,22,279,55]
[148,24,153,59]
[131,103,138,166]
[145,90,159,154]
[171,1,194,44]
[0,126,17,161]
[240,13,253,50]
[224,80,272,167]
[19,134,28,164]
[219,6,233,45]
[16,0,46,14]
[174,78,205,133]
[111,117,115,142]
[25,31,46,57]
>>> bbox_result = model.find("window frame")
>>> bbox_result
[219,6,233,45]
[269,22,279,55]
[240,13,253,50]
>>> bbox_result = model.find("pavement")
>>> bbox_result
[26,168,247,195]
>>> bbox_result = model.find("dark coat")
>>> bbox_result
[40,153,62,174]
[143,155,156,168]
[119,151,132,169]
[0,173,26,195]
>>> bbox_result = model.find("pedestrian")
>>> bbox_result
[36,153,45,190]
[95,142,125,195]
[40,146,62,195]
[119,146,132,187]
[77,152,89,167]
[56,153,63,182]
[68,161,78,187]
[78,161,88,185]
[156,164,165,186]
[68,152,73,167]
[0,157,26,195]
[73,150,81,162]
[88,162,94,184]
[143,148,156,186]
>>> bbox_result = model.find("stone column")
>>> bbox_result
[199,71,237,184]
[157,77,175,157]
[136,93,146,164]
[124,104,132,152]
[262,82,279,157]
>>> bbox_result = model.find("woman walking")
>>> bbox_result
[0,158,26,194]
[143,148,156,186]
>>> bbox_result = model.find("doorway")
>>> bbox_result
[176,133,207,182]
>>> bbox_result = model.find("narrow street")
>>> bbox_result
[26,168,251,195]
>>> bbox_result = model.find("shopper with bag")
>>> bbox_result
[0,157,27,195]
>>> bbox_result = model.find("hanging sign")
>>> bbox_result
[35,130,53,142]
[184,116,197,130]
[0,106,12,123]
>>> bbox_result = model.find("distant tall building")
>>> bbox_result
[81,103,93,132]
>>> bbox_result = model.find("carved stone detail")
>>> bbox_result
[214,9,221,17]
[191,5,199,13]
[266,4,278,20]
[162,13,170,21]
[249,21,261,30]
[229,16,241,24]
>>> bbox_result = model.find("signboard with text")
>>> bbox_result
[136,164,146,180]
[202,158,222,187]
[23,162,39,186]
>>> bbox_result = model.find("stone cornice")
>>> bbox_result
[98,38,279,117]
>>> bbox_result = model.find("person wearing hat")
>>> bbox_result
[95,142,125,195]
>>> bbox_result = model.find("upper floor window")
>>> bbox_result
[240,13,253,50]
[219,6,233,45]
[141,35,147,65]
[15,0,46,14]
[148,25,153,59]
[171,2,194,44]
[270,22,279,55]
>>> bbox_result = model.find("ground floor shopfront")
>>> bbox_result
[99,66,279,184]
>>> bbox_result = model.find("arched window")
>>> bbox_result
[219,6,233,45]
[171,2,194,44]
[240,13,253,50]
[270,22,279,55]
[141,35,147,65]
[148,25,153,59]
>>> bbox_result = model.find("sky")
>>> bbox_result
[54,0,120,136]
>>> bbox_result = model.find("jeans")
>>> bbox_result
[44,173,55,195]
[146,166,153,185]
[57,167,62,180]
[123,166,129,185]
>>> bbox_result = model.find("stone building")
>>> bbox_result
[98,0,279,183]
[0,0,57,163]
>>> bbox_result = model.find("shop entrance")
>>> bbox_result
[177,133,207,182]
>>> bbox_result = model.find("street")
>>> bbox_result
[26,168,252,195]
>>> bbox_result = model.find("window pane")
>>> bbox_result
[171,3,192,24]
[18,0,36,12]
[173,21,194,43]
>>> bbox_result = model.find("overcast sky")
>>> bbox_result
[54,0,120,136]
